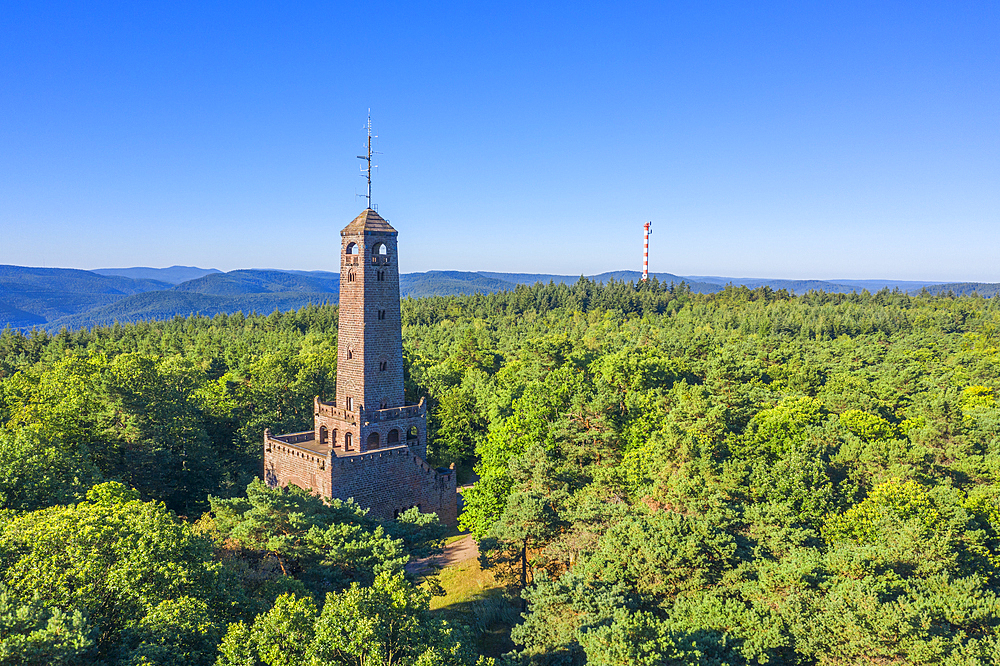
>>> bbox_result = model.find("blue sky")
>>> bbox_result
[1,1,997,280]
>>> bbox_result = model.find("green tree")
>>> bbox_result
[0,426,98,511]
[124,596,222,666]
[207,480,410,600]
[509,571,629,665]
[215,575,487,666]
[0,587,95,666]
[309,572,481,666]
[579,608,739,666]
[0,482,222,658]
[252,593,317,666]
[578,509,739,603]
[434,383,487,468]
[215,622,257,666]
[731,396,827,462]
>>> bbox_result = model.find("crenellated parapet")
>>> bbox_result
[270,430,316,446]
[326,445,457,524]
[361,398,425,424]
[315,399,357,424]
[264,428,332,496]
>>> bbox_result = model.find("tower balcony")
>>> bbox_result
[315,400,358,425]
[360,398,426,425]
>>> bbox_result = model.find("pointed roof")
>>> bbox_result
[341,208,397,235]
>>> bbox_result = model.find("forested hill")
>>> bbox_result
[2,263,997,331]
[0,265,172,328]
[93,265,221,284]
[923,282,1000,297]
[4,280,1000,663]
[6,266,701,331]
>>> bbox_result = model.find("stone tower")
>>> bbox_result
[263,208,455,525]
[336,209,405,416]
[316,207,426,457]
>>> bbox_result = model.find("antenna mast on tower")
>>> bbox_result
[642,221,652,281]
[357,110,378,209]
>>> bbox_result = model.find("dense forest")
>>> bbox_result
[2,278,1000,664]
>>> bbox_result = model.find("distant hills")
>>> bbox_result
[46,291,331,331]
[921,282,1000,298]
[174,270,340,297]
[0,265,171,328]
[93,265,221,284]
[1,264,996,332]
[475,272,951,295]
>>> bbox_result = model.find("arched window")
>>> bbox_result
[367,432,380,449]
[387,429,399,444]
[379,361,387,372]
[347,270,356,283]
[319,425,328,446]
[345,242,358,255]
[407,426,418,440]
[375,243,387,255]
[344,432,353,450]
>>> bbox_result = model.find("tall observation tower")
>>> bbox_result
[262,119,457,525]
[332,208,413,441]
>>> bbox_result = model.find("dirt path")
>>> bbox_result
[440,535,478,566]
[406,485,479,575]
[406,534,479,575]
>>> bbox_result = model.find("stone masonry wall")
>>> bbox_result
[328,446,457,525]
[336,225,404,413]
[263,430,329,497]
[264,431,457,526]
[313,396,428,457]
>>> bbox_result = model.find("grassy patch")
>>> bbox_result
[429,555,499,610]
[426,554,519,658]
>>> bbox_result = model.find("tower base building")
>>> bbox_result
[263,209,457,525]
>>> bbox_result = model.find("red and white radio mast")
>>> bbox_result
[642,221,652,281]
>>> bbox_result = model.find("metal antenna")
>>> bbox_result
[356,110,379,209]
[642,221,652,281]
